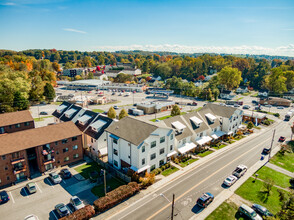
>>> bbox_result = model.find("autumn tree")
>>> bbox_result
[119,109,128,120]
[217,66,242,90]
[264,68,287,94]
[108,106,117,119]
[43,83,56,102]
[171,104,181,117]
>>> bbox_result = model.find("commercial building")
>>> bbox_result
[242,110,267,125]
[136,101,175,114]
[259,97,291,107]
[0,110,35,134]
[66,79,111,91]
[0,122,83,188]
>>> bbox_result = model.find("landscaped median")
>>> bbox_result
[151,162,179,176]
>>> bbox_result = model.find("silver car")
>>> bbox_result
[49,172,62,184]
[70,196,85,210]
[25,182,37,194]
[223,175,238,186]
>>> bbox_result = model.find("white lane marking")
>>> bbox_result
[23,187,29,198]
[62,179,66,184]
[46,178,54,188]
[52,211,58,220]
[35,182,42,193]
[9,192,15,203]
[67,205,73,213]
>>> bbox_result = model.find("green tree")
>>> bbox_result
[64,62,75,69]
[13,91,29,110]
[212,88,220,101]
[43,83,56,102]
[142,61,150,73]
[247,121,254,129]
[119,109,128,119]
[264,68,287,94]
[284,70,294,91]
[87,72,94,79]
[107,106,116,119]
[171,104,181,117]
[217,66,242,90]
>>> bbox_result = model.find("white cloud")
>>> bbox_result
[91,44,294,57]
[63,28,87,34]
[1,2,16,5]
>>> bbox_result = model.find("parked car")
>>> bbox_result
[223,175,238,186]
[55,203,70,218]
[239,204,262,220]
[25,182,37,194]
[70,196,85,211]
[251,204,273,217]
[60,168,72,179]
[243,105,251,109]
[277,106,284,109]
[39,111,48,115]
[49,172,62,184]
[24,214,39,220]
[262,147,270,155]
[111,92,116,95]
[196,192,214,208]
[234,104,241,108]
[279,136,286,142]
[0,190,9,204]
[113,106,119,110]
[232,165,247,178]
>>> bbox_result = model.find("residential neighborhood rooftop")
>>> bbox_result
[0,110,34,127]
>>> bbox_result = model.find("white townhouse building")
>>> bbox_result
[202,103,243,135]
[105,117,175,173]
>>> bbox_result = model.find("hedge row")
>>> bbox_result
[93,182,139,213]
[60,205,95,220]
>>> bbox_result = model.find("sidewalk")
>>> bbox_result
[265,162,294,178]
[190,143,281,220]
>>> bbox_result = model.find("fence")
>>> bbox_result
[86,151,131,183]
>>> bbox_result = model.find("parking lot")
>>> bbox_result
[0,173,97,220]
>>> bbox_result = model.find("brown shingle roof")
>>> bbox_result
[105,117,158,146]
[0,110,33,127]
[0,121,82,155]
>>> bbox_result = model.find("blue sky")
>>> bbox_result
[0,0,294,56]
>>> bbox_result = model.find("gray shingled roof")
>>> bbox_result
[163,115,193,141]
[198,107,221,129]
[182,111,210,133]
[105,117,158,146]
[202,103,238,119]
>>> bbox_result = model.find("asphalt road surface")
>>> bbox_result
[106,119,291,220]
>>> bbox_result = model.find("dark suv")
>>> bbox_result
[197,192,214,208]
[0,191,10,204]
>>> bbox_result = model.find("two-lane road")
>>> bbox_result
[104,119,291,220]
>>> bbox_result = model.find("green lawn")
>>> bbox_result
[150,115,172,122]
[74,162,101,179]
[235,177,287,214]
[234,136,245,141]
[92,109,105,113]
[179,158,198,168]
[270,152,294,173]
[161,166,179,176]
[91,177,126,197]
[34,115,53,122]
[197,150,213,157]
[255,166,291,189]
[205,201,244,220]
[211,144,227,150]
[51,101,62,105]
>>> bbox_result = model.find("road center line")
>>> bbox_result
[146,137,271,220]
[9,192,15,203]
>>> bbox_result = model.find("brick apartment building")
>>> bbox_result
[0,110,35,134]
[0,121,83,188]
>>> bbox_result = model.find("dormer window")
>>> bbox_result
[190,116,203,127]
[205,113,216,123]
[171,121,186,134]
[64,108,77,118]
[78,115,91,125]
[91,119,107,132]
[56,104,67,113]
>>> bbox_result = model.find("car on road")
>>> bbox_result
[113,106,119,110]
[251,204,273,218]
[49,172,62,184]
[24,214,39,220]
[262,147,270,155]
[196,192,214,208]
[239,204,262,220]
[254,106,262,110]
[25,182,37,194]
[279,136,286,142]
[277,106,284,109]
[234,104,241,108]
[55,203,70,218]
[243,105,251,109]
[223,175,238,186]
[232,165,247,178]
[0,190,9,204]
[111,92,116,95]
[264,104,272,108]
[39,111,48,115]
[70,196,85,211]
[60,168,72,179]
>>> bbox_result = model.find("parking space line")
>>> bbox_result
[9,192,15,203]
[46,178,54,188]
[67,205,72,214]
[35,182,43,193]
[63,179,66,184]
[23,188,29,198]
[52,211,58,220]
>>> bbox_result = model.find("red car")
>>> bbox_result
[279,136,286,142]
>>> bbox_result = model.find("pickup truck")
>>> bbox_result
[232,165,248,178]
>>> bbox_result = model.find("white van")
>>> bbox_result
[238,204,262,220]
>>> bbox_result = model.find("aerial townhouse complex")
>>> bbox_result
[0,114,83,188]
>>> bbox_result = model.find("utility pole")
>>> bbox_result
[268,129,276,162]
[104,169,107,196]
[171,193,175,220]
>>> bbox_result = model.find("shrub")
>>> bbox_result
[60,205,95,220]
[139,172,155,187]
[174,158,179,164]
[247,121,254,129]
[273,113,280,118]
[93,182,139,213]
[151,168,161,175]
[290,178,294,186]
[263,119,271,126]
[166,163,171,168]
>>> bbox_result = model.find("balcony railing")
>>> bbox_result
[13,165,27,174]
[11,156,25,165]
[43,157,55,165]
